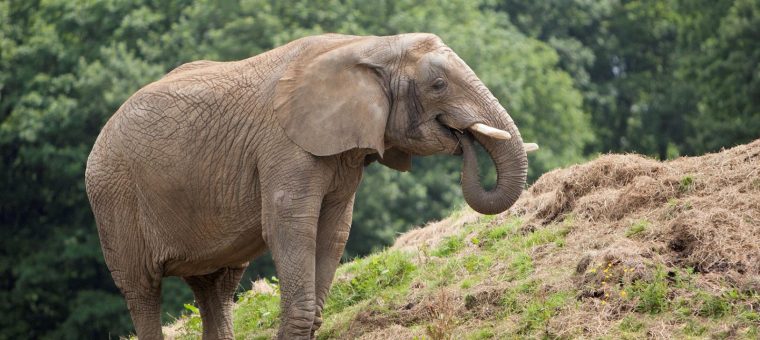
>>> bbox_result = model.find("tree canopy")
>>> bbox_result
[1,0,757,337]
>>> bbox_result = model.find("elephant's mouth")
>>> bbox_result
[435,116,464,155]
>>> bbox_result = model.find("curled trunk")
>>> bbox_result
[458,130,528,215]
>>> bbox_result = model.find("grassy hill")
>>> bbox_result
[166,140,760,339]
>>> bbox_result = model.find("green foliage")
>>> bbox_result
[683,0,760,153]
[180,304,203,335]
[217,206,760,339]
[475,216,522,249]
[631,268,669,314]
[233,280,281,335]
[495,0,758,159]
[521,225,568,248]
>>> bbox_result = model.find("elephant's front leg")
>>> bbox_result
[262,186,322,340]
[311,195,354,339]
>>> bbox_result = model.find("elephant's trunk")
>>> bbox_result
[458,121,528,215]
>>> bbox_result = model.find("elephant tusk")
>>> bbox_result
[523,143,539,153]
[469,123,512,140]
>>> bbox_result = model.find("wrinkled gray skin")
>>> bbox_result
[85,33,527,340]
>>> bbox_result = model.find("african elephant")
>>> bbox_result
[85,33,532,339]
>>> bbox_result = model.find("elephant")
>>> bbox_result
[85,33,534,339]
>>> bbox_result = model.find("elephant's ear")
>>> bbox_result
[274,37,390,157]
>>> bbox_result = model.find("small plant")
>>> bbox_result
[678,174,695,193]
[522,228,558,248]
[664,198,692,218]
[180,303,203,336]
[673,298,692,318]
[425,290,457,340]
[631,268,669,314]
[751,178,760,190]
[486,225,511,241]
[747,325,759,339]
[625,220,649,238]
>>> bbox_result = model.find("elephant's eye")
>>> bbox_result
[431,78,447,91]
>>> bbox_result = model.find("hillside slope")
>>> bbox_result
[168,140,760,339]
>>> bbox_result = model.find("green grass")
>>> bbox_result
[619,315,645,333]
[324,250,416,315]
[519,291,572,334]
[697,292,731,318]
[233,280,281,337]
[467,327,495,339]
[508,252,534,280]
[431,235,466,257]
[683,319,708,336]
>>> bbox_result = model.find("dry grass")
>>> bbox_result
[517,139,760,281]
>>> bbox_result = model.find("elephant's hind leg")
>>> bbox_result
[113,269,163,340]
[183,265,246,340]
[89,177,165,339]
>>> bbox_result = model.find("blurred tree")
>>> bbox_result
[493,0,758,159]
[493,0,685,158]
[680,0,760,153]
[0,1,183,337]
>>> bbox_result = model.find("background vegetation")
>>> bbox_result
[0,0,757,337]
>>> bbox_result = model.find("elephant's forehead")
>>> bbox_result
[420,48,454,67]
[444,51,475,74]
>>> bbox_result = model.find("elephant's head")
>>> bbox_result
[275,33,532,214]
